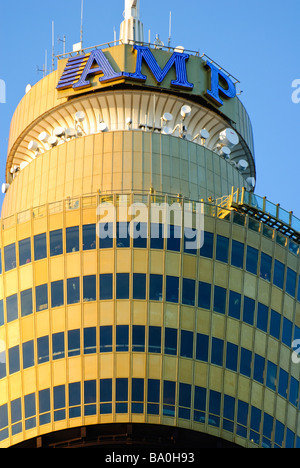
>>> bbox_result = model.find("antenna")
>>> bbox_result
[168,11,172,48]
[58,35,66,55]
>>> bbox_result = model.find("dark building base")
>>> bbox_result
[10,423,241,449]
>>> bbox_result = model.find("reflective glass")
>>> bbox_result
[116,222,130,248]
[149,274,163,301]
[196,333,209,362]
[216,235,229,263]
[148,326,161,353]
[243,296,255,325]
[286,268,297,297]
[132,325,145,352]
[240,348,252,377]
[50,229,63,256]
[99,273,113,300]
[35,284,48,312]
[180,330,193,358]
[9,346,20,374]
[82,224,96,250]
[83,275,96,301]
[163,380,176,417]
[246,246,258,275]
[100,326,112,353]
[68,329,80,357]
[37,336,49,364]
[84,327,96,354]
[198,281,211,309]
[19,238,31,266]
[231,240,244,269]
[20,289,33,317]
[99,222,113,249]
[6,294,18,323]
[4,243,16,271]
[150,223,164,250]
[257,302,268,332]
[260,253,272,282]
[211,337,223,366]
[182,278,195,306]
[270,310,281,340]
[51,280,64,308]
[52,332,65,360]
[273,260,285,289]
[22,341,34,369]
[67,277,80,304]
[34,233,47,261]
[253,354,265,384]
[132,273,146,300]
[133,222,147,248]
[116,325,129,352]
[200,231,213,258]
[66,226,79,253]
[167,225,181,252]
[166,276,179,303]
[164,328,177,356]
[226,342,238,372]
[213,286,226,314]
[116,273,129,299]
[228,291,241,319]
[116,378,128,413]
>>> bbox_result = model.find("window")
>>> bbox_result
[68,329,80,357]
[243,296,255,325]
[99,273,113,300]
[4,243,16,271]
[132,378,144,413]
[213,286,226,314]
[9,346,20,374]
[99,222,114,249]
[164,328,177,356]
[260,253,272,282]
[116,325,129,352]
[20,289,33,317]
[231,240,244,269]
[53,385,66,421]
[228,291,241,320]
[133,222,147,248]
[24,393,36,430]
[282,318,292,347]
[286,268,297,297]
[116,378,128,413]
[278,368,288,399]
[116,273,129,299]
[100,379,112,414]
[66,226,79,253]
[22,341,34,369]
[179,383,191,419]
[67,277,80,304]
[184,227,198,255]
[50,229,63,256]
[209,390,221,427]
[266,361,277,391]
[35,284,48,312]
[163,380,176,417]
[116,222,130,248]
[275,420,285,448]
[132,273,146,300]
[83,275,96,302]
[51,280,64,308]
[19,238,31,266]
[273,260,285,289]
[166,275,179,303]
[150,223,164,250]
[0,404,8,441]
[270,309,281,340]
[198,282,211,310]
[84,380,96,415]
[223,395,235,433]
[253,354,265,384]
[196,333,209,362]
[289,377,299,407]
[182,278,195,306]
[83,224,96,250]
[200,231,213,258]
[262,413,273,448]
[237,401,248,438]
[257,303,268,332]
[0,300,3,327]
[0,349,6,379]
[167,225,181,253]
[52,332,65,360]
[100,326,112,353]
[211,337,224,366]
[194,386,206,423]
[149,274,163,301]
[250,406,261,445]
[34,233,47,261]
[6,294,18,323]
[240,348,252,377]
[246,246,258,275]
[84,327,96,354]
[226,342,238,372]
[132,325,145,352]
[147,379,160,415]
[37,336,49,364]
[216,235,229,263]
[180,330,193,358]
[11,398,22,435]
[148,326,161,354]
[39,389,50,425]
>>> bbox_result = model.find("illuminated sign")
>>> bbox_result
[57,45,236,107]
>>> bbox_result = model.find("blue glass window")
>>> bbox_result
[226,342,238,372]
[250,406,261,445]
[66,226,79,253]
[37,336,49,364]
[116,273,129,299]
[69,382,81,418]
[213,286,226,314]
[23,341,34,369]
[132,378,144,413]
[228,291,241,319]
[147,379,160,415]
[266,361,277,391]
[273,260,285,289]
[11,398,22,435]
[262,413,273,448]
[260,253,272,282]
[282,318,293,347]
[52,332,65,360]
[182,278,195,306]
[196,333,209,362]
[149,274,163,301]
[132,273,146,300]
[39,388,51,425]
[82,224,96,250]
[35,284,48,312]
[6,293,18,323]
[178,383,191,419]
[275,420,284,448]
[9,346,20,374]
[100,326,112,353]
[53,385,65,421]
[211,337,224,366]
[164,328,177,355]
[231,240,244,269]
[100,379,112,414]
[4,243,16,271]
[246,246,258,275]
[180,330,193,358]
[198,281,211,309]
[223,395,235,433]
[83,275,96,301]
[184,227,198,255]
[84,327,96,354]
[67,277,80,304]
[270,309,281,340]
[116,378,128,413]
[133,222,147,248]
[257,302,268,332]
[68,329,80,357]
[216,235,229,263]
[99,222,113,249]
[278,368,288,399]
[209,390,221,427]
[50,229,63,256]
[99,273,113,300]
[253,354,265,384]
[132,325,145,352]
[34,233,47,261]
[21,289,33,317]
[148,326,161,354]
[240,348,252,377]
[163,380,176,417]
[51,280,64,308]
[116,222,130,248]
[289,377,299,407]
[150,223,164,250]
[166,275,179,303]
[116,325,129,352]
[200,231,213,258]
[194,386,206,423]
[286,268,297,297]
[237,401,248,438]
[0,300,3,327]
[19,238,31,266]
[24,393,36,430]
[167,225,181,252]
[84,380,96,415]
[243,296,255,325]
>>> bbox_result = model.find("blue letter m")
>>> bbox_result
[124,45,193,90]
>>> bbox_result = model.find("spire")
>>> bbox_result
[120,0,144,44]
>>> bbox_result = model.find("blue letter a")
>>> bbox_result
[124,45,193,90]
[73,49,123,90]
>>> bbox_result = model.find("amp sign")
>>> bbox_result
[57,44,236,107]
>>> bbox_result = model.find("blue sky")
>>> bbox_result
[0,0,300,218]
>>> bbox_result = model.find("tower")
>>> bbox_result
[0,0,299,449]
